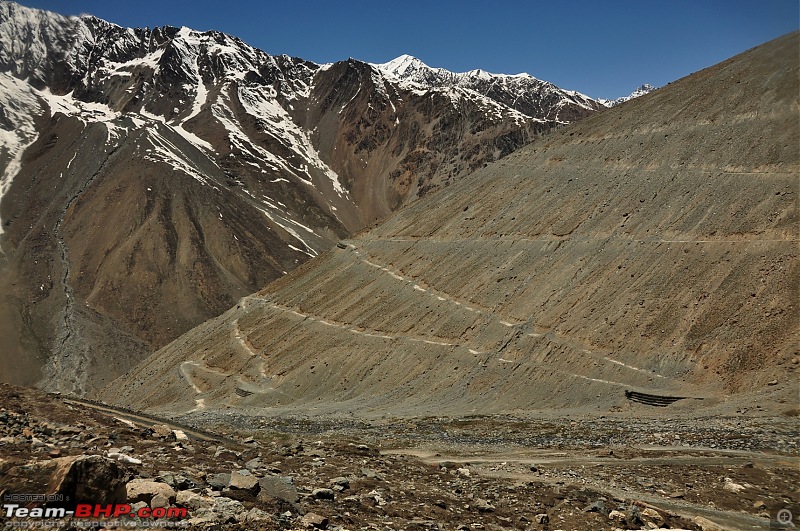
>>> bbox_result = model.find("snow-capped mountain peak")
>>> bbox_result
[372,55,602,121]
[0,1,607,394]
[375,55,540,84]
[376,54,430,77]
[599,83,658,107]
[629,83,656,98]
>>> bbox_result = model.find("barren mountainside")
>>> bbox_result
[0,1,604,393]
[100,32,799,417]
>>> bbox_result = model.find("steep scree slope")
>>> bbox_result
[0,2,599,393]
[100,33,799,416]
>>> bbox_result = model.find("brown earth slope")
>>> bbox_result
[1,3,583,394]
[100,33,799,416]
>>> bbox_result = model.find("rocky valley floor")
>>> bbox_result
[0,383,797,530]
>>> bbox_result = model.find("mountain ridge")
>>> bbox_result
[98,32,798,416]
[0,1,602,393]
[598,83,657,107]
[372,53,604,123]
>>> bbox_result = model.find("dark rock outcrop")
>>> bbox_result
[0,455,127,507]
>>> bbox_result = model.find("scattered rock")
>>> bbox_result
[693,515,727,531]
[364,490,386,506]
[583,500,609,516]
[258,476,299,504]
[245,457,264,470]
[360,468,382,480]
[300,512,329,529]
[330,476,350,491]
[207,472,231,491]
[131,501,148,513]
[0,383,779,531]
[158,472,194,490]
[625,504,643,526]
[126,479,176,505]
[305,447,326,458]
[474,498,494,513]
[640,507,665,526]
[113,417,137,429]
[150,424,174,439]
[213,446,240,460]
[244,507,271,523]
[150,493,169,509]
[211,496,245,524]
[107,452,142,465]
[312,488,335,500]
[722,477,745,493]
[229,469,259,492]
[279,442,303,456]
[176,490,212,511]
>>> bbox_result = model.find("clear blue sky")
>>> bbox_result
[14,0,800,99]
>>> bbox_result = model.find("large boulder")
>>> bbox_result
[229,469,259,492]
[186,497,245,525]
[0,455,127,506]
[126,479,177,505]
[207,472,231,490]
[175,490,213,511]
[258,476,299,504]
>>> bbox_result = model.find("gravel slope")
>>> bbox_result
[100,33,799,418]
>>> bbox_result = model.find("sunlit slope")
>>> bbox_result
[101,33,798,415]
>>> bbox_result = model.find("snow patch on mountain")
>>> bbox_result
[100,48,165,79]
[372,55,601,120]
[240,186,322,257]
[237,85,347,197]
[0,1,602,249]
[598,84,657,107]
[0,73,42,236]
[39,88,120,127]
[211,97,284,170]
[143,126,218,188]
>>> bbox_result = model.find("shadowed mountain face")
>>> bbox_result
[0,2,602,393]
[99,33,799,416]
